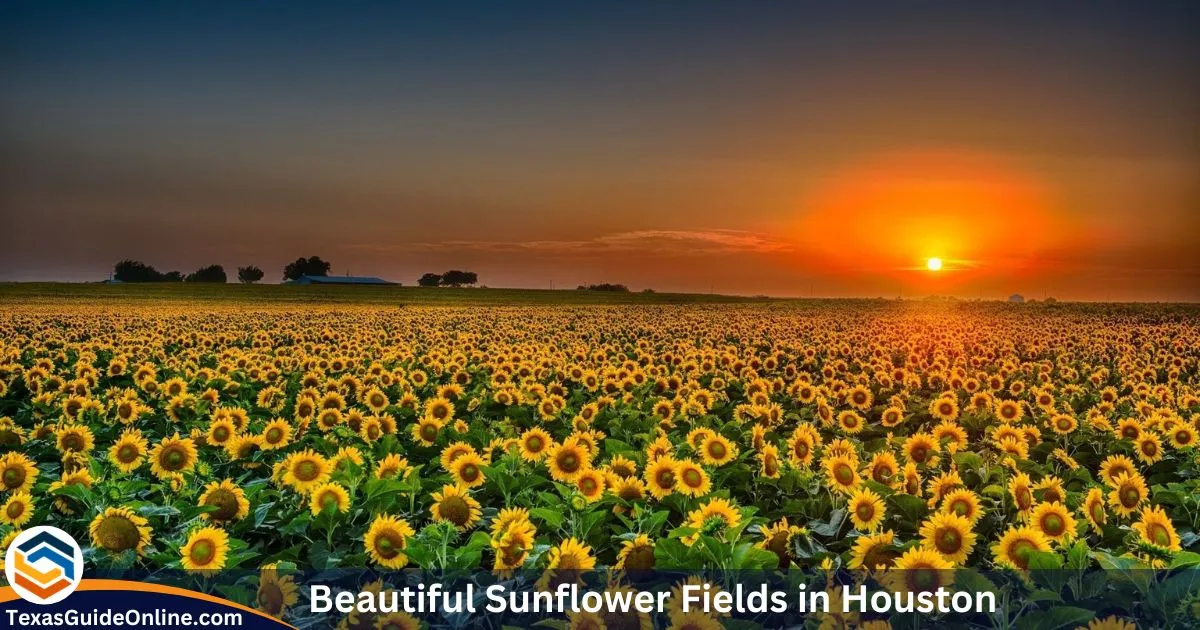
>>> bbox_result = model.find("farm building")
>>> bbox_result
[1009,294,1025,303]
[290,275,397,286]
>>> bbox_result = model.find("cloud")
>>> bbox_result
[350,229,794,257]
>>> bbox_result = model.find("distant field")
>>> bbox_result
[0,282,769,305]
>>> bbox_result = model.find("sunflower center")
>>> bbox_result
[190,540,216,565]
[6,502,25,519]
[558,453,579,472]
[375,532,401,558]
[1090,504,1105,523]
[856,504,875,522]
[213,427,230,442]
[951,501,969,517]
[1010,540,1037,568]
[835,465,853,484]
[624,546,656,572]
[1148,524,1170,547]
[1016,489,1032,509]
[164,448,185,470]
[257,582,284,614]
[656,469,675,488]
[1142,442,1157,456]
[911,446,928,462]
[909,567,938,592]
[97,515,140,551]
[117,445,139,463]
[1042,514,1064,535]
[4,467,26,488]
[937,528,961,553]
[439,496,470,524]
[709,443,726,458]
[421,424,438,440]
[459,464,480,482]
[682,469,702,487]
[295,461,319,481]
[1121,487,1140,508]
[204,488,239,521]
[527,436,543,451]
[62,434,83,451]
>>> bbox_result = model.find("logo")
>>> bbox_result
[4,526,84,605]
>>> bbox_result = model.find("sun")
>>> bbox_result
[926,257,943,271]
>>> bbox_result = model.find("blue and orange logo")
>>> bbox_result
[4,526,84,605]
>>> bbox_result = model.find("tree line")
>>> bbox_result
[111,257,483,287]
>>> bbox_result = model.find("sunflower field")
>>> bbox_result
[1,299,1199,628]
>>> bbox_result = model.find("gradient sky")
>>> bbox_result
[3,2,1198,300]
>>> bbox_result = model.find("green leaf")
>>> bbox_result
[889,493,927,526]
[529,507,564,529]
[1168,551,1200,570]
[1014,606,1094,630]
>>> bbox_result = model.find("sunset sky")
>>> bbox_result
[3,2,1197,300]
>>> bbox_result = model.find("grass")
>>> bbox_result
[0,282,771,305]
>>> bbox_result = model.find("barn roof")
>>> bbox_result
[294,275,396,285]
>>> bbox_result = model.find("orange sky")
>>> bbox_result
[3,4,1198,300]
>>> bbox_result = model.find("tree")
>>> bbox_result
[113,260,183,282]
[185,265,227,283]
[238,266,264,284]
[417,273,443,287]
[439,270,478,287]
[283,256,332,281]
[579,283,629,292]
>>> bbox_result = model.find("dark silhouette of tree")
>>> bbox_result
[418,273,443,287]
[185,265,227,283]
[113,260,184,282]
[283,256,332,281]
[578,283,629,292]
[237,266,264,284]
[439,270,478,287]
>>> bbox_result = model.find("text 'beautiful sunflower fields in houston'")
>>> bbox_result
[1,296,1198,628]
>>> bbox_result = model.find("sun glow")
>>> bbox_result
[926,257,943,271]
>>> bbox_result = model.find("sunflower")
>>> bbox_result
[940,488,984,524]
[280,449,331,492]
[607,454,638,479]
[881,406,905,427]
[55,423,95,454]
[848,487,886,531]
[674,459,712,497]
[1167,423,1197,449]
[837,410,866,434]
[1080,617,1136,630]
[309,482,351,516]
[206,417,238,446]
[848,530,898,570]
[492,519,536,572]
[519,427,552,461]
[883,547,953,594]
[364,514,415,568]
[1132,505,1181,551]
[666,611,724,630]
[929,397,959,422]
[148,433,198,479]
[616,533,657,572]
[256,565,300,619]
[644,456,679,499]
[991,525,1052,571]
[199,478,251,523]
[1134,432,1164,465]
[430,484,482,531]
[259,418,293,450]
[758,443,782,479]
[824,454,861,494]
[1049,413,1078,435]
[1030,501,1076,544]
[1108,473,1148,517]
[1009,472,1036,518]
[490,507,533,536]
[546,537,597,571]
[682,497,742,546]
[439,442,478,472]
[610,476,648,506]
[932,421,968,453]
[698,434,737,466]
[89,506,153,555]
[575,469,606,502]
[546,440,590,483]
[180,526,229,572]
[996,400,1024,423]
[1115,418,1142,441]
[919,511,977,565]
[1099,455,1138,486]
[865,451,901,487]
[411,417,443,446]
[903,433,938,466]
[375,454,412,480]
[449,452,487,488]
[108,428,148,473]
[1082,487,1107,534]
[0,492,34,527]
